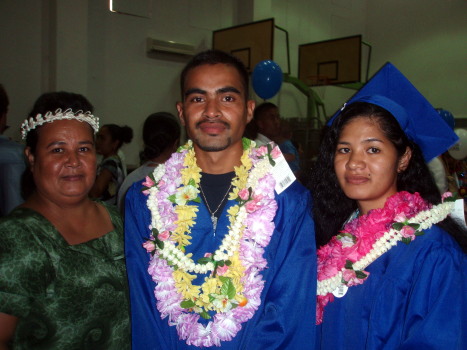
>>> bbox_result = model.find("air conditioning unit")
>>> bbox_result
[146,38,195,56]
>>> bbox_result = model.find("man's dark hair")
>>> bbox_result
[142,112,180,161]
[0,84,9,115]
[253,102,277,121]
[180,50,249,100]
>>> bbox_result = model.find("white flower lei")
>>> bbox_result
[147,147,273,274]
[317,199,455,297]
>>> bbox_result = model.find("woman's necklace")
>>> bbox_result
[316,191,455,324]
[142,139,281,347]
[199,182,232,231]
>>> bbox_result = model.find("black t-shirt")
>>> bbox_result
[199,171,235,219]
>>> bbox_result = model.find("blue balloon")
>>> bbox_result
[252,60,283,100]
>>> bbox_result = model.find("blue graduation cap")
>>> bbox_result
[328,62,458,162]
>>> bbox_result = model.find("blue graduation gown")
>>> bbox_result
[317,225,466,349]
[124,179,316,349]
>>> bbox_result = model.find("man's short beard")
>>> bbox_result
[194,137,231,152]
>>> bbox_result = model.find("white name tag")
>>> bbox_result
[332,284,349,298]
[271,151,296,194]
[451,198,467,228]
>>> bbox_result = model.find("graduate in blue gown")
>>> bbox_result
[310,63,467,350]
[124,50,316,349]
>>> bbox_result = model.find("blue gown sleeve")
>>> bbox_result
[124,181,165,350]
[393,243,466,350]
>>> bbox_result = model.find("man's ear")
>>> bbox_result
[176,102,186,126]
[24,147,35,171]
[398,146,412,173]
[246,100,255,124]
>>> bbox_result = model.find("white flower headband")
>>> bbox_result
[21,108,99,139]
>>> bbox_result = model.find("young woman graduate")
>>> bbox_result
[310,63,467,350]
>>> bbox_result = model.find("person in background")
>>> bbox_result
[124,50,316,349]
[310,63,466,349]
[427,109,457,194]
[253,102,281,147]
[117,112,180,212]
[254,103,300,179]
[90,123,133,205]
[0,84,26,216]
[0,91,130,349]
[275,119,302,179]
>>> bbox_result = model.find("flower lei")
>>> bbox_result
[316,191,456,325]
[142,138,280,347]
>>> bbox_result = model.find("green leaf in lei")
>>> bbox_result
[401,237,412,245]
[344,260,353,270]
[355,270,368,279]
[219,276,236,299]
[242,137,252,150]
[156,240,164,250]
[266,143,276,167]
[180,300,196,309]
[197,257,213,265]
[200,311,211,319]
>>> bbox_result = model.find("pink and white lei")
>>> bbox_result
[316,191,455,324]
[143,140,279,347]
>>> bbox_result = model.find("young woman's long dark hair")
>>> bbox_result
[310,102,467,252]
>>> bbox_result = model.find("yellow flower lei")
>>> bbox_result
[171,142,252,313]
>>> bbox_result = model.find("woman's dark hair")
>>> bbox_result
[26,91,94,153]
[141,112,180,162]
[102,124,133,150]
[310,102,467,251]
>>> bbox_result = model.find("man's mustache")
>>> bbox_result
[195,120,230,129]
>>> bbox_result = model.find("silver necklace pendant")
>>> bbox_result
[199,182,232,237]
[211,214,218,233]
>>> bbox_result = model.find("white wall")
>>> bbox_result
[0,1,43,140]
[1,0,466,166]
[366,0,467,119]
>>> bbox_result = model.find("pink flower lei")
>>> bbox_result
[143,139,280,347]
[316,191,456,324]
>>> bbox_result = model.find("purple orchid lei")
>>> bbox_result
[143,140,279,347]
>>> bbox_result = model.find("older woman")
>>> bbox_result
[0,92,130,349]
[310,64,466,349]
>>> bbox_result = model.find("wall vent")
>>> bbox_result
[146,38,195,56]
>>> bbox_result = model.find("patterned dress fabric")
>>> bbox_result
[0,203,130,349]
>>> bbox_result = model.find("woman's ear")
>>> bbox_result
[24,147,35,170]
[397,147,412,173]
